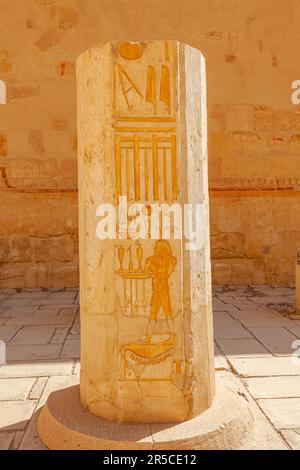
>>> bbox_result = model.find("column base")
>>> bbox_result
[37,376,258,450]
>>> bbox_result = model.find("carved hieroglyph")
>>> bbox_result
[77,41,215,423]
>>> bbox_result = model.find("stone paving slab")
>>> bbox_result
[0,432,14,450]
[32,306,60,316]
[243,376,300,399]
[29,299,77,306]
[229,357,300,377]
[50,327,68,344]
[7,344,62,362]
[29,378,48,400]
[280,429,300,450]
[12,375,80,450]
[212,298,228,311]
[0,378,35,401]
[5,315,74,327]
[214,323,253,339]
[1,299,34,307]
[0,306,38,317]
[262,342,296,356]
[286,325,300,338]
[258,398,300,429]
[19,375,80,450]
[216,338,270,358]
[48,292,77,299]
[249,327,298,343]
[216,372,288,450]
[232,311,294,328]
[213,311,237,326]
[0,400,37,431]
[58,307,78,316]
[0,360,74,378]
[60,338,80,359]
[0,326,20,342]
[9,292,50,300]
[38,375,80,405]
[10,326,55,345]
[250,296,293,305]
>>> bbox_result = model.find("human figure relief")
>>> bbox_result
[142,240,177,343]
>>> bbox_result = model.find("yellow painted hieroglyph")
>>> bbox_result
[77,41,215,423]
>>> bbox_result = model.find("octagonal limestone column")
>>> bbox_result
[77,40,215,423]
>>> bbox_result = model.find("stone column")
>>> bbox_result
[76,40,215,423]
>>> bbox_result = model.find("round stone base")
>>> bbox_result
[37,376,255,450]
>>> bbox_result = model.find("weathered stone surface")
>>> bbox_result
[244,376,300,399]
[281,429,300,450]
[0,432,14,450]
[230,309,294,328]
[39,375,80,405]
[229,357,300,377]
[249,327,297,343]
[10,326,55,345]
[60,338,80,359]
[0,400,37,431]
[51,327,68,344]
[29,378,48,400]
[7,344,61,361]
[0,360,73,378]
[0,378,35,401]
[1,306,38,317]
[258,398,300,429]
[0,325,20,342]
[214,323,252,339]
[286,325,300,338]
[217,338,270,358]
[5,315,74,326]
[77,41,214,423]
[19,376,79,450]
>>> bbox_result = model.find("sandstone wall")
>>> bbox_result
[0,0,299,287]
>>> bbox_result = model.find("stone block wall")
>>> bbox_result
[209,103,300,285]
[0,0,299,287]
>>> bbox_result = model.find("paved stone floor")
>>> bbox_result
[0,285,300,449]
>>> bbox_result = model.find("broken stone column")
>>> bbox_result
[77,40,215,423]
[38,41,254,450]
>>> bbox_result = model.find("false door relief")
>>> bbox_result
[77,40,215,424]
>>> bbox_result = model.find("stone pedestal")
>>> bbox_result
[38,40,253,449]
[77,40,214,423]
[37,376,255,450]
